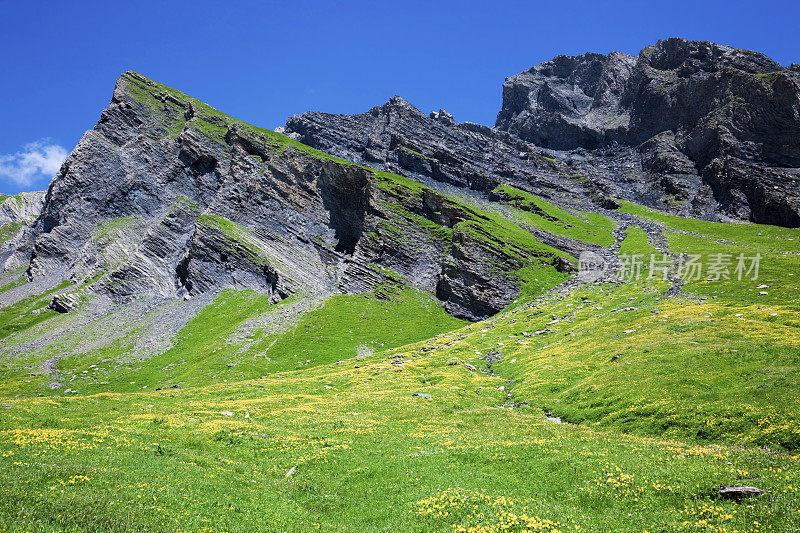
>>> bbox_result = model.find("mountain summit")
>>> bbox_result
[1,72,572,321]
[2,38,799,329]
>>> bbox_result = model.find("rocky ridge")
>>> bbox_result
[0,191,46,273]
[3,72,571,321]
[285,38,800,227]
[3,38,798,325]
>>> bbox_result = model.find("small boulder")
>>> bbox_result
[596,195,621,210]
[552,256,576,273]
[413,393,432,400]
[719,485,763,500]
[482,350,503,363]
[543,409,562,423]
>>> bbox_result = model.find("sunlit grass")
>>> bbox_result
[0,150,799,529]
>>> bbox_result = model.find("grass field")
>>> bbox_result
[1,325,798,532]
[1,195,799,531]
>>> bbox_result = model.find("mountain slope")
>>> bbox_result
[16,72,577,321]
[0,46,799,532]
[0,191,45,273]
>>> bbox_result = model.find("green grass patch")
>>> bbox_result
[93,216,141,241]
[619,200,800,252]
[494,185,616,247]
[196,215,276,269]
[0,221,25,244]
[0,337,797,531]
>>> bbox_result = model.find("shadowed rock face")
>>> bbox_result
[9,72,568,321]
[495,40,792,151]
[286,38,800,227]
[496,51,639,150]
[284,96,592,205]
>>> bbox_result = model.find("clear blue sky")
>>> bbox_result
[1,0,798,193]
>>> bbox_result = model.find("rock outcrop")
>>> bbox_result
[495,38,800,226]
[4,38,799,323]
[12,72,568,321]
[286,38,800,227]
[0,191,46,272]
[285,96,595,206]
[48,293,79,313]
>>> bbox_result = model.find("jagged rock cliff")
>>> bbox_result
[286,38,800,227]
[0,191,46,272]
[11,73,569,320]
[284,96,598,206]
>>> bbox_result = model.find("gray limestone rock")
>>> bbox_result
[494,38,800,226]
[48,293,79,313]
[285,38,800,227]
[6,72,565,322]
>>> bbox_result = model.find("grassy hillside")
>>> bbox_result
[1,202,799,531]
[117,73,574,308]
[0,331,797,531]
[620,201,800,309]
[1,77,799,529]
[0,286,465,397]
[493,185,617,247]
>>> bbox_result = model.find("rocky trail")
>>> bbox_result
[228,292,330,356]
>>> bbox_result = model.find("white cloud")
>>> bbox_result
[0,140,68,188]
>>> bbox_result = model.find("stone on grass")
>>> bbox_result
[719,485,763,499]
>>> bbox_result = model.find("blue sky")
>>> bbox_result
[1,0,798,193]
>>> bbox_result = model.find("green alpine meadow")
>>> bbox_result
[1,30,799,533]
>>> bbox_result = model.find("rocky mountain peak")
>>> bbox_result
[495,49,637,149]
[286,39,800,227]
[640,37,783,75]
[377,95,424,116]
[0,72,579,321]
[496,38,798,153]
[430,109,456,126]
[2,38,798,339]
